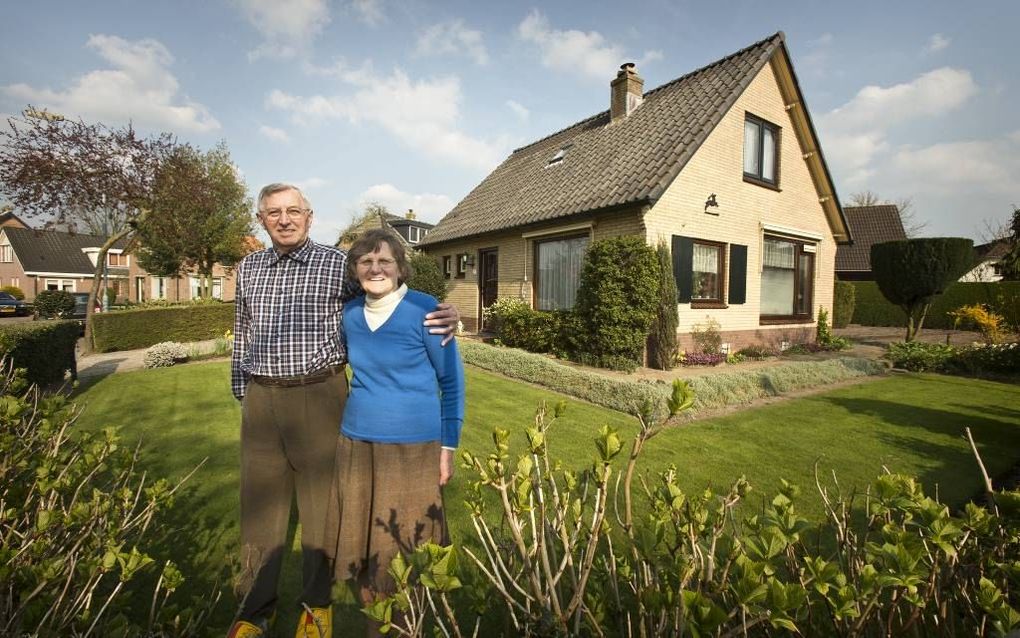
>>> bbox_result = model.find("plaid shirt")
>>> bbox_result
[230,240,358,400]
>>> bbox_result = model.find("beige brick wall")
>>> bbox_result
[645,60,837,342]
[424,209,644,331]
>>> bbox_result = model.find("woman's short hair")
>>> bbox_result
[347,228,413,283]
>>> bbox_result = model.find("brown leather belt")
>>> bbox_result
[251,365,345,388]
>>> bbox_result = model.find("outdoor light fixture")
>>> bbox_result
[704,193,719,215]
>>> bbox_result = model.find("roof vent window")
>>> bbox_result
[546,144,573,167]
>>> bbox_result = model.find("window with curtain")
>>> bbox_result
[535,235,589,311]
[692,241,724,302]
[760,237,814,319]
[743,114,779,185]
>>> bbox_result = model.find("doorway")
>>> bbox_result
[478,248,498,332]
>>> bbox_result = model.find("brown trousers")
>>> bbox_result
[236,372,347,621]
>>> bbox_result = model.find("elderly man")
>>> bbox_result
[227,183,459,638]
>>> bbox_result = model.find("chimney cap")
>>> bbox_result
[620,62,636,71]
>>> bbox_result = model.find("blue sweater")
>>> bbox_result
[341,289,465,447]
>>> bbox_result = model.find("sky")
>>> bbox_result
[2,0,1017,245]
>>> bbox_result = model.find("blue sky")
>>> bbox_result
[2,0,1017,245]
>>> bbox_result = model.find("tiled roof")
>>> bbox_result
[974,239,1010,261]
[3,226,127,275]
[834,205,907,272]
[422,32,785,246]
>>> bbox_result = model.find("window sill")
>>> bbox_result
[743,175,781,192]
[759,316,813,325]
[692,301,728,310]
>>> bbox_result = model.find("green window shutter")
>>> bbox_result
[728,244,747,305]
[673,235,693,303]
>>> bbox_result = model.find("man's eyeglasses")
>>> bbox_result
[356,257,397,270]
[261,207,310,222]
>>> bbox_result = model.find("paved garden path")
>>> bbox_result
[76,338,220,382]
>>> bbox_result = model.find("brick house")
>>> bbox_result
[0,225,239,302]
[337,209,435,249]
[834,205,907,281]
[421,32,851,349]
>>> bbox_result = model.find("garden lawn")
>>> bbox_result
[72,363,1020,635]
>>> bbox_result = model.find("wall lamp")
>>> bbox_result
[704,193,719,215]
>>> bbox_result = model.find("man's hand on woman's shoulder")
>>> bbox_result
[424,302,460,346]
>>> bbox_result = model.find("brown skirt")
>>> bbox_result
[326,435,447,593]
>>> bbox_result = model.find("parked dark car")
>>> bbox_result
[0,292,31,317]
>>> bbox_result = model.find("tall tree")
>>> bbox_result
[136,143,253,297]
[647,242,679,370]
[871,238,974,341]
[999,205,1020,280]
[336,202,393,248]
[0,107,176,350]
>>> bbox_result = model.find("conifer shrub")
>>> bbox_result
[647,242,678,370]
[833,280,855,327]
[573,236,660,370]
[407,251,447,302]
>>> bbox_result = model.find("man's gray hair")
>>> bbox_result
[257,183,311,212]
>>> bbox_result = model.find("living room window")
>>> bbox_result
[692,240,725,305]
[534,234,589,311]
[455,254,468,278]
[760,237,814,321]
[743,114,780,187]
[442,256,452,279]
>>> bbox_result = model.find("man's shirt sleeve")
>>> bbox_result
[230,259,250,401]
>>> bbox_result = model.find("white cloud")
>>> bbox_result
[233,0,330,59]
[1009,130,1020,144]
[266,68,510,170]
[356,183,453,222]
[2,34,219,133]
[800,32,834,78]
[416,20,488,66]
[819,67,977,179]
[925,33,951,54]
[259,124,291,142]
[517,10,661,81]
[350,0,384,26]
[809,33,834,47]
[890,139,1020,195]
[506,99,529,121]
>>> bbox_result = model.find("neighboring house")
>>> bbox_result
[421,32,850,350]
[960,240,1009,282]
[0,211,30,229]
[337,209,434,249]
[0,226,238,302]
[834,205,907,281]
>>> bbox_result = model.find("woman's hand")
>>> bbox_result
[439,448,455,486]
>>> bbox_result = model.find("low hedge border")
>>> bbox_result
[850,281,1020,329]
[0,320,79,385]
[460,340,887,417]
[92,302,235,352]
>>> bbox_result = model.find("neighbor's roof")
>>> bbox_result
[973,239,1010,262]
[3,226,128,275]
[423,32,817,246]
[835,205,907,272]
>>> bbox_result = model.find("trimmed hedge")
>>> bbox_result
[460,340,886,417]
[850,281,1020,329]
[0,321,79,385]
[92,302,235,352]
[833,280,856,328]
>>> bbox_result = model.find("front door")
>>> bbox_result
[479,248,498,331]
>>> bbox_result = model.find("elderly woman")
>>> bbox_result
[328,228,464,618]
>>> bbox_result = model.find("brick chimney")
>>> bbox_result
[610,62,643,122]
[405,209,416,220]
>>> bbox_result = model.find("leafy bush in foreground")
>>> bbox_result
[0,366,217,635]
[0,320,79,386]
[32,289,75,319]
[885,341,957,372]
[369,384,1020,637]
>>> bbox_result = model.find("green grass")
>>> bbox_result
[72,362,1020,635]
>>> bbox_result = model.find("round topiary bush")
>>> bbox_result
[1,285,25,300]
[33,290,76,319]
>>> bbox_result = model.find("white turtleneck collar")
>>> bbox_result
[363,283,408,331]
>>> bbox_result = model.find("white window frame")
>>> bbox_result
[0,244,12,263]
[45,278,77,292]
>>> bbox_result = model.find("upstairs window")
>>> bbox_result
[743,114,779,186]
[108,252,128,267]
[0,244,11,263]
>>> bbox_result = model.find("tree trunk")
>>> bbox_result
[83,228,133,354]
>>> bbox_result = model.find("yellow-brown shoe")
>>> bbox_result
[226,619,266,638]
[295,606,332,638]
